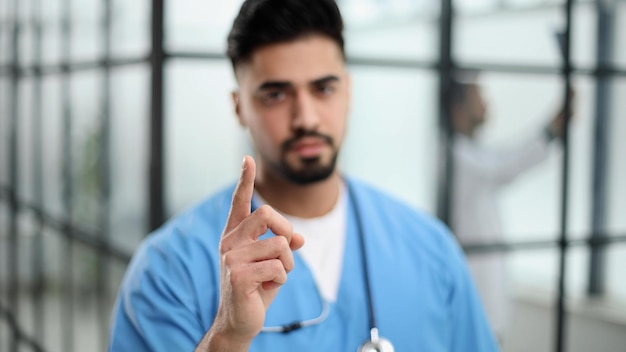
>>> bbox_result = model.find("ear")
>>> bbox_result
[231,90,246,127]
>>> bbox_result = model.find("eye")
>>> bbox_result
[315,83,336,96]
[261,90,286,105]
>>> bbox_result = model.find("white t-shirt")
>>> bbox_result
[253,184,347,302]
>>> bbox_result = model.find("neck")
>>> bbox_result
[255,167,342,219]
[459,128,475,139]
[454,118,477,139]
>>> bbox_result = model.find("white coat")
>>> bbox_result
[452,132,552,336]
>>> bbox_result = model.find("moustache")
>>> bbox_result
[281,131,334,152]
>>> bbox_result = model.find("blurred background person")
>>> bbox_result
[449,71,572,342]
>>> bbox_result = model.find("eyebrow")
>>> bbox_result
[257,81,292,92]
[256,75,340,92]
[311,75,340,86]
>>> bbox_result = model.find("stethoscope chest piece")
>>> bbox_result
[357,328,395,352]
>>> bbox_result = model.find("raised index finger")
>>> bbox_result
[224,155,256,234]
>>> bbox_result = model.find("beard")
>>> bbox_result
[268,131,339,185]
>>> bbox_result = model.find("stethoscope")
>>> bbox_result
[257,182,395,352]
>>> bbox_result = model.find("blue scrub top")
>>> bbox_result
[109,177,499,351]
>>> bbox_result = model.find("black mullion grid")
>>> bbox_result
[555,0,575,350]
[149,0,165,232]
[0,188,132,262]
[60,0,74,350]
[96,0,112,349]
[0,1,622,351]
[0,302,45,352]
[30,0,45,344]
[7,0,20,350]
[588,0,615,297]
[0,57,150,76]
[164,51,626,77]
[462,234,626,254]
[4,56,626,78]
[436,0,455,227]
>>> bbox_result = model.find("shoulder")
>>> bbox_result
[147,183,235,250]
[347,178,462,270]
[345,178,487,294]
[346,176,461,266]
[346,176,450,236]
[121,182,237,290]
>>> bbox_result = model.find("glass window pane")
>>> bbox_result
[451,74,563,242]
[0,78,9,185]
[506,247,595,350]
[166,60,247,216]
[455,0,500,14]
[18,78,35,202]
[71,242,101,351]
[39,227,65,351]
[109,65,150,253]
[607,245,626,304]
[565,75,594,240]
[341,67,439,213]
[614,1,626,67]
[70,0,103,62]
[42,76,64,218]
[110,64,150,253]
[572,3,599,68]
[41,0,62,65]
[0,23,9,66]
[70,70,102,229]
[571,245,626,352]
[565,246,591,299]
[340,1,439,61]
[13,210,39,338]
[17,0,35,67]
[167,0,244,52]
[0,202,7,299]
[504,248,558,349]
[0,1,11,65]
[607,79,626,235]
[454,2,596,68]
[454,3,561,66]
[111,0,150,58]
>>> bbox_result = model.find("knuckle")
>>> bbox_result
[268,258,284,272]
[264,236,289,255]
[228,266,245,286]
[275,235,289,248]
[218,239,230,254]
[221,251,236,267]
[283,259,294,273]
[255,204,274,219]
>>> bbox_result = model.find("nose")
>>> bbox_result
[291,91,320,131]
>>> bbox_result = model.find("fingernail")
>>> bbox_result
[241,156,247,169]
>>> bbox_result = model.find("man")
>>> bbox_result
[449,75,569,341]
[109,1,498,351]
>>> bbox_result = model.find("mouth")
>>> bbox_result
[290,137,327,158]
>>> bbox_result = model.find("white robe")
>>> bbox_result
[452,132,552,336]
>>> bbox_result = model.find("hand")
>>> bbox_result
[200,156,305,351]
[548,87,576,139]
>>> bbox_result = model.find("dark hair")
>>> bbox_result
[450,79,470,107]
[450,69,480,107]
[439,70,480,129]
[227,0,345,70]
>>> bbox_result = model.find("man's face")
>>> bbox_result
[465,85,488,127]
[232,35,350,185]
